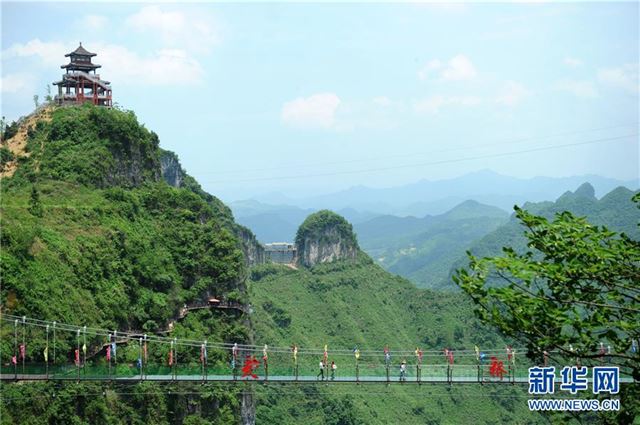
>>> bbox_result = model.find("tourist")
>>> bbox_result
[400,361,407,382]
[317,360,325,380]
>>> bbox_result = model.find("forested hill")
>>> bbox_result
[0,104,257,423]
[248,211,544,424]
[355,200,509,289]
[444,182,640,290]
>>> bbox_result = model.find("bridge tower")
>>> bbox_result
[53,43,112,107]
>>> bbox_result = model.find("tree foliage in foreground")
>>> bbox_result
[454,194,640,380]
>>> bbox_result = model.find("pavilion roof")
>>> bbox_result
[65,43,97,57]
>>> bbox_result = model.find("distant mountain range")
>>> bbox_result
[235,180,638,291]
[354,200,510,289]
[440,183,640,290]
[231,171,638,243]
[230,200,378,242]
[253,170,637,214]
[356,182,639,290]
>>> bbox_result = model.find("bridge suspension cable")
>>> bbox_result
[0,313,524,356]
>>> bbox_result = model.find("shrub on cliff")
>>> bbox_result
[295,210,358,249]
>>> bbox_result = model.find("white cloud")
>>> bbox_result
[563,57,583,67]
[597,64,639,94]
[281,93,341,129]
[2,39,69,68]
[2,39,204,86]
[442,55,477,81]
[418,54,477,81]
[413,95,481,114]
[80,15,108,31]
[495,81,531,106]
[556,80,597,98]
[99,46,204,85]
[0,73,34,94]
[126,6,219,53]
[418,59,442,80]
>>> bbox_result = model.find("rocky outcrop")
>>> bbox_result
[295,210,359,267]
[236,225,266,266]
[159,150,184,188]
[157,150,265,268]
[106,143,161,187]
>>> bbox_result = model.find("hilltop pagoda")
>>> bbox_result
[53,43,112,107]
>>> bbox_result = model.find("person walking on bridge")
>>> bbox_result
[444,348,454,384]
[399,360,407,382]
[331,361,337,381]
[317,360,325,380]
[231,343,239,380]
[384,346,391,367]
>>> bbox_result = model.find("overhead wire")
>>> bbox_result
[0,313,551,357]
[186,122,639,177]
[199,133,638,184]
[1,130,637,210]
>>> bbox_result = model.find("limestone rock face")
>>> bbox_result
[295,210,359,267]
[237,226,266,266]
[160,150,183,188]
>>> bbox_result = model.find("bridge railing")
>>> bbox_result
[0,355,524,384]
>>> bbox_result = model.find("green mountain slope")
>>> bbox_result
[248,255,544,424]
[0,105,252,424]
[445,183,640,289]
[355,200,508,289]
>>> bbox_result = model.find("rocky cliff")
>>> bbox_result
[237,225,266,267]
[157,149,264,267]
[159,149,184,188]
[295,210,359,267]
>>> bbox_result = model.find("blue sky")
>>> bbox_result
[2,1,638,201]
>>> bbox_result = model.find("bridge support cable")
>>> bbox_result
[22,316,26,376]
[45,324,50,379]
[108,333,112,381]
[13,319,18,380]
[1,313,531,356]
[138,337,143,382]
[76,329,80,382]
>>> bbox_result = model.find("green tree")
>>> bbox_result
[28,185,43,217]
[45,85,53,103]
[2,120,19,141]
[453,195,640,380]
[0,145,15,171]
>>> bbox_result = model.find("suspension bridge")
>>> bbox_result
[0,314,635,386]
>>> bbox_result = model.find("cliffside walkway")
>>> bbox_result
[178,300,249,318]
